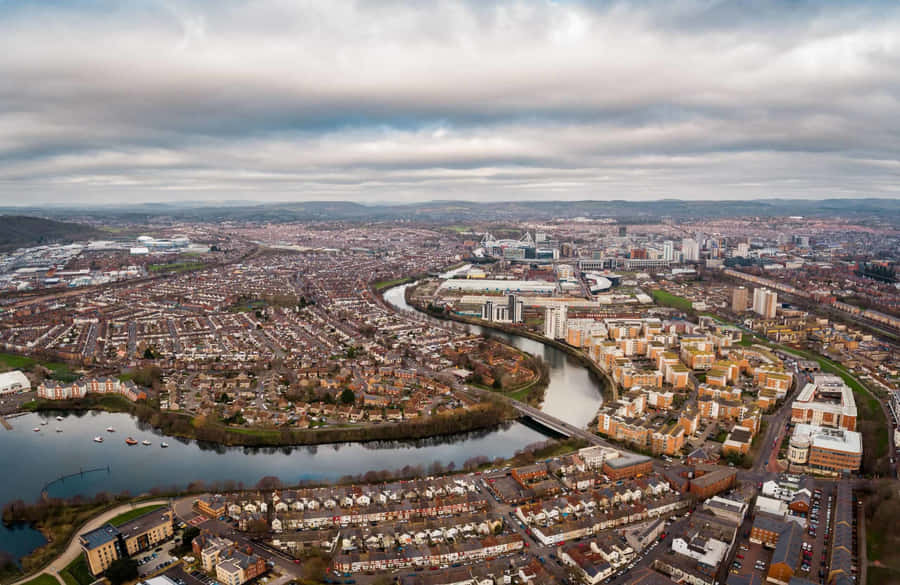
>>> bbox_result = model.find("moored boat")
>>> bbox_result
[160,442,169,448]
[93,436,103,443]
[106,426,115,432]
[125,437,138,445]
[56,428,63,433]
[32,427,40,432]
[56,416,64,421]
[142,439,152,446]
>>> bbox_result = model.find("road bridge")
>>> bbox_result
[463,385,613,448]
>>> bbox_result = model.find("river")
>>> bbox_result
[0,278,606,559]
[383,283,606,428]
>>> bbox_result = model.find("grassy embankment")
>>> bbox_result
[373,277,413,291]
[60,557,92,585]
[108,504,165,527]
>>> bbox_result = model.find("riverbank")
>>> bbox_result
[2,434,590,585]
[21,396,519,449]
[2,496,171,585]
[402,284,617,402]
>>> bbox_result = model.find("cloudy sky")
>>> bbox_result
[2,0,899,204]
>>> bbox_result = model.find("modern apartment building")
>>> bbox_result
[731,286,748,313]
[752,287,778,319]
[791,375,857,431]
[80,507,174,575]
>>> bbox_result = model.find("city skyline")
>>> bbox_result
[3,1,900,204]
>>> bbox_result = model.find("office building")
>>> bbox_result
[752,288,778,319]
[732,287,748,313]
[787,423,862,474]
[80,507,174,575]
[735,242,750,258]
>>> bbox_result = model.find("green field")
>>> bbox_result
[60,556,93,585]
[108,504,165,527]
[651,289,693,312]
[19,575,62,585]
[0,352,79,382]
[0,352,37,370]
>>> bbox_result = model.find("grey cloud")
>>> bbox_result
[0,0,899,203]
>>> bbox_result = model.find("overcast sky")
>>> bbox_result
[1,0,899,205]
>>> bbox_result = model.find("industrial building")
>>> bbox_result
[0,370,30,395]
[439,279,558,295]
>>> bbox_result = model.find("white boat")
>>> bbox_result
[160,442,169,448]
[106,427,115,432]
[32,427,40,432]
[142,440,152,446]
[93,436,103,443]
[56,428,63,433]
[56,415,64,421]
[40,420,48,425]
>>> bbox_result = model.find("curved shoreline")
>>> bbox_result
[21,397,518,449]
[8,268,613,450]
[393,280,617,403]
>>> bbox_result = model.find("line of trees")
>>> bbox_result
[29,394,517,448]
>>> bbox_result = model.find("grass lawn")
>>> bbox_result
[0,352,37,370]
[738,333,768,347]
[19,575,62,585]
[108,504,165,527]
[0,352,78,382]
[222,426,283,439]
[651,289,693,312]
[60,556,93,585]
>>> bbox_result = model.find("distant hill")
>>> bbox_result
[0,216,102,251]
[0,198,897,225]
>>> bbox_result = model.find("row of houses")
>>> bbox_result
[332,534,524,573]
[37,377,146,402]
